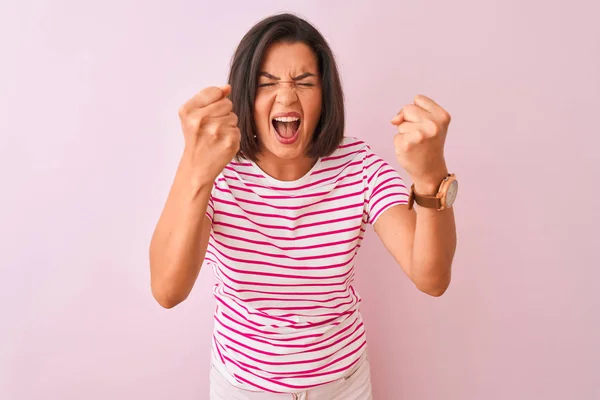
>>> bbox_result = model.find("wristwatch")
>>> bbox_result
[408,173,458,211]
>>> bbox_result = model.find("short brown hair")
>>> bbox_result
[228,13,345,161]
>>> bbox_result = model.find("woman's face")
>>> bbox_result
[253,41,322,162]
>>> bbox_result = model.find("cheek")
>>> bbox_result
[254,96,273,131]
[305,97,322,127]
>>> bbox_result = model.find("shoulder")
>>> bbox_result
[310,137,386,179]
[217,158,260,183]
[324,136,376,163]
[337,136,371,152]
[225,159,253,174]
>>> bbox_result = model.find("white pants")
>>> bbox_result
[209,352,373,400]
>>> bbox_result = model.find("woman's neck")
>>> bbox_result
[254,153,318,182]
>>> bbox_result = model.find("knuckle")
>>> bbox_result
[200,120,218,137]
[426,120,439,135]
[190,119,201,131]
[208,124,220,136]
[442,111,451,123]
[187,114,205,131]
[224,135,237,149]
[185,116,200,131]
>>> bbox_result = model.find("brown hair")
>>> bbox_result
[228,13,345,161]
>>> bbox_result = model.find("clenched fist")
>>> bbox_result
[178,85,240,188]
[390,94,451,190]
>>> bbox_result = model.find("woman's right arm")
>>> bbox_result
[149,153,214,309]
[149,85,239,308]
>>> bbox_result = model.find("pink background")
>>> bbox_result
[1,1,599,399]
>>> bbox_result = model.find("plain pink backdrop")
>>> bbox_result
[1,1,598,399]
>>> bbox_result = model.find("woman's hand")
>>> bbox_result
[390,95,451,193]
[178,85,241,188]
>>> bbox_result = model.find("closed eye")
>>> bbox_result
[258,82,315,88]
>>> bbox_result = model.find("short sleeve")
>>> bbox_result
[364,148,409,225]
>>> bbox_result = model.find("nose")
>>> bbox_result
[275,81,299,106]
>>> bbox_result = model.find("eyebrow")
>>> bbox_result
[259,72,317,81]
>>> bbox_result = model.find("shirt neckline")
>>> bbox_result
[247,157,323,189]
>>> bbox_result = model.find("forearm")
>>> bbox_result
[149,153,213,308]
[409,178,457,296]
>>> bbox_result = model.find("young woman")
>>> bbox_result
[150,13,457,400]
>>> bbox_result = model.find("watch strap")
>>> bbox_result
[408,184,442,210]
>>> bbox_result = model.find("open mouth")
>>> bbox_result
[272,116,301,143]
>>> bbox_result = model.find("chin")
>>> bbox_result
[265,141,307,161]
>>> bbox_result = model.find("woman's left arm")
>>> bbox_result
[373,95,457,297]
[373,181,456,297]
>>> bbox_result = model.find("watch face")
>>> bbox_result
[445,180,458,207]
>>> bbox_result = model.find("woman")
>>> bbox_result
[149,13,457,400]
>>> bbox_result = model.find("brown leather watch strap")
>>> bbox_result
[408,184,442,210]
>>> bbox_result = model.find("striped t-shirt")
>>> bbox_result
[204,136,409,393]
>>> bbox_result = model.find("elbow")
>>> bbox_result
[414,271,451,297]
[419,282,449,297]
[151,279,188,309]
[409,255,453,297]
[152,287,186,309]
[149,252,190,309]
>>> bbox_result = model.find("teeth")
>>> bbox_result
[273,116,300,122]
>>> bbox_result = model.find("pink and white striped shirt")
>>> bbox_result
[204,136,409,393]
